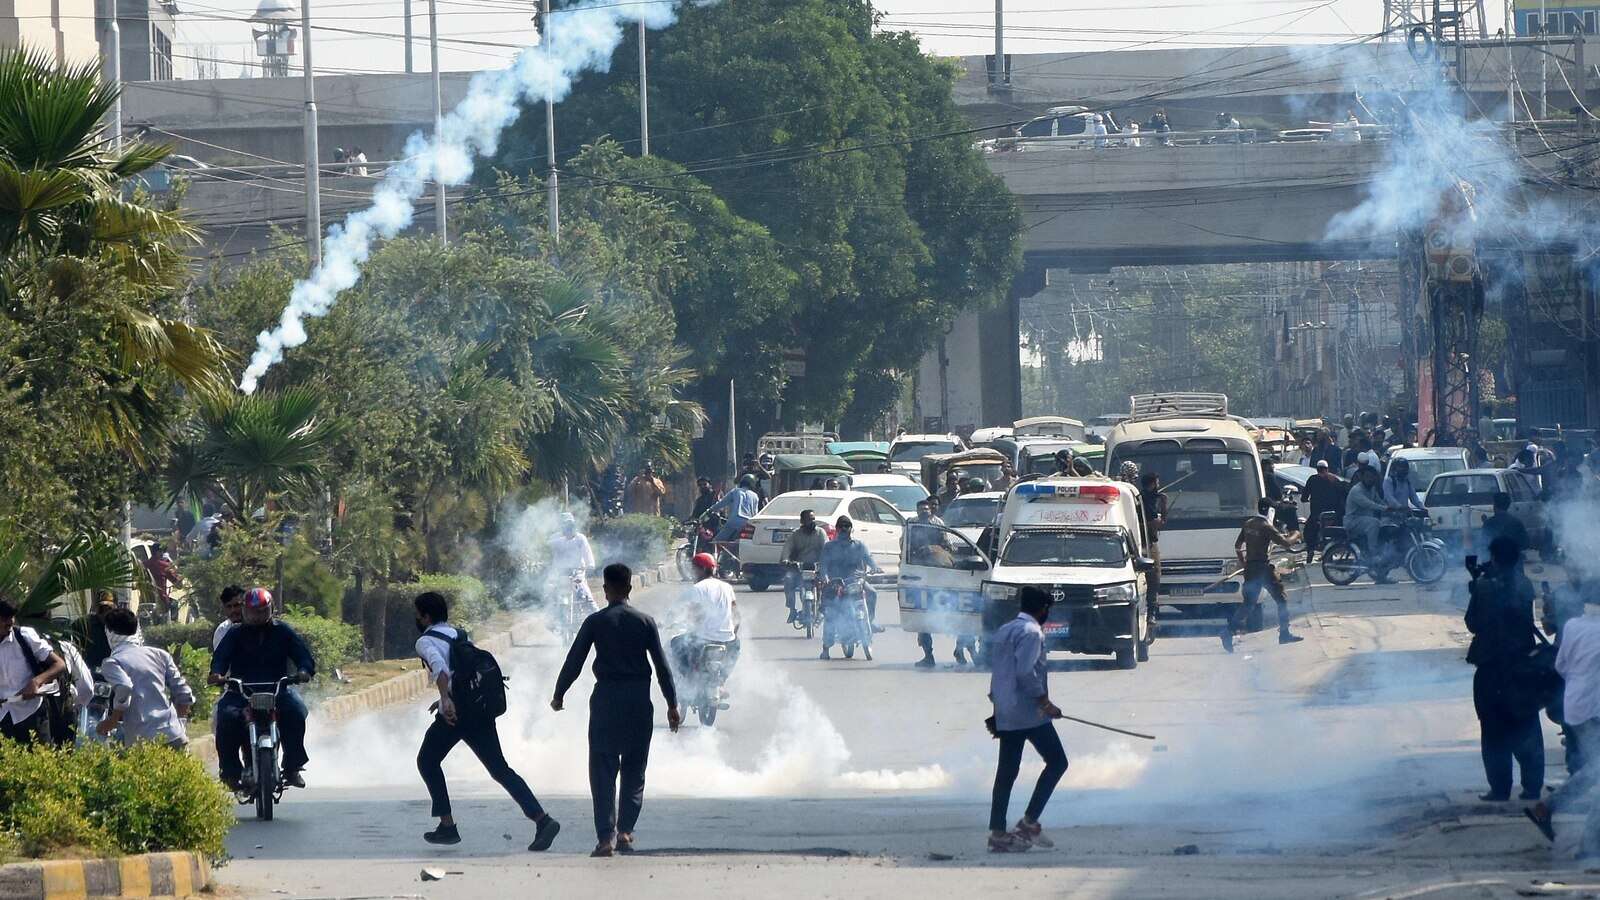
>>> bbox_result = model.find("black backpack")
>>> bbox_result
[425,628,507,723]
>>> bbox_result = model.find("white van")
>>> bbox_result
[898,477,1155,669]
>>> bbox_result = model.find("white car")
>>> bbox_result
[1385,446,1471,492]
[1424,468,1551,554]
[851,473,929,513]
[938,491,1005,544]
[888,434,964,479]
[738,490,907,591]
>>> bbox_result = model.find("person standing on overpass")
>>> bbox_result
[552,564,681,857]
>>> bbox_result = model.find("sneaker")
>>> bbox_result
[591,841,614,858]
[529,816,561,852]
[282,769,307,788]
[914,656,936,669]
[1278,632,1304,645]
[819,649,831,660]
[424,824,461,845]
[987,831,1031,853]
[786,610,797,624]
[1014,819,1055,849]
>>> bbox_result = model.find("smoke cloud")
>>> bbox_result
[239,0,696,392]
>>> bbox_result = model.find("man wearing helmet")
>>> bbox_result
[209,588,315,790]
[1052,449,1074,476]
[707,474,761,558]
[669,553,741,687]
[549,512,598,618]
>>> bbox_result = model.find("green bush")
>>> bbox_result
[280,535,347,619]
[144,620,216,652]
[592,514,674,569]
[282,610,364,672]
[0,742,231,858]
[376,575,495,659]
[171,644,216,721]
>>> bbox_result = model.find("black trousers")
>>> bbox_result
[990,722,1069,832]
[417,714,545,820]
[1473,665,1545,798]
[217,692,308,779]
[0,708,51,746]
[589,681,654,841]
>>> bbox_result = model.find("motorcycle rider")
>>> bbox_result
[1382,458,1426,514]
[669,553,741,695]
[1343,465,1386,562]
[548,512,599,619]
[781,510,827,625]
[1052,449,1074,476]
[689,478,720,522]
[818,515,883,659]
[209,588,315,790]
[708,475,761,559]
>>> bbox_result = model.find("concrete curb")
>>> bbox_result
[0,851,211,900]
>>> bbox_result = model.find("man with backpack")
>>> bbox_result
[0,598,67,745]
[413,591,561,850]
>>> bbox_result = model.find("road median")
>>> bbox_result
[0,851,211,900]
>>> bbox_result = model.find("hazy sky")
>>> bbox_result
[171,0,1395,79]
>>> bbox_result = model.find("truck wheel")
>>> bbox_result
[1116,608,1138,669]
[747,574,771,592]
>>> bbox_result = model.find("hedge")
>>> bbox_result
[0,741,231,858]
[282,610,364,673]
[374,574,496,659]
[143,620,216,652]
[591,514,675,569]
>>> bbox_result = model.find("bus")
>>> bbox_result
[1103,393,1265,626]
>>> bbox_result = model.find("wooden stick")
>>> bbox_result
[1053,712,1157,741]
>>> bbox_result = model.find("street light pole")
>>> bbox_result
[301,0,321,268]
[404,0,413,73]
[107,1,122,152]
[543,0,559,246]
[429,0,445,242]
[638,19,649,156]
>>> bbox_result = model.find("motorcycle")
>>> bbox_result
[1321,509,1446,586]
[821,577,873,660]
[680,640,733,727]
[551,568,589,645]
[223,675,301,821]
[784,561,820,639]
[75,681,118,746]
[674,513,741,582]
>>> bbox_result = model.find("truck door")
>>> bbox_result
[898,523,989,637]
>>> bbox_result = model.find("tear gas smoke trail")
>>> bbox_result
[238,0,698,393]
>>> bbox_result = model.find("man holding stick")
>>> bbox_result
[986,587,1069,853]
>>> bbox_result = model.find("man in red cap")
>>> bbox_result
[669,553,741,702]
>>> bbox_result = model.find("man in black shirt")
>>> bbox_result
[1481,492,1529,559]
[553,564,681,857]
[1465,537,1543,801]
[1303,460,1346,564]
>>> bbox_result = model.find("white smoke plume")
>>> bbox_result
[239,0,695,392]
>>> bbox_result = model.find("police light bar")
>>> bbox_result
[1015,482,1121,502]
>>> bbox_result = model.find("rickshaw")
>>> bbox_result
[1012,416,1087,442]
[770,454,855,497]
[827,441,892,475]
[920,448,1008,495]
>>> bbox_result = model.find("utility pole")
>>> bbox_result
[1540,0,1549,118]
[1505,0,1515,122]
[404,0,413,73]
[301,0,321,267]
[638,19,649,155]
[993,0,1005,89]
[106,0,121,152]
[429,0,445,242]
[542,0,559,246]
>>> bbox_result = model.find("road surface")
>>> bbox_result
[219,563,1592,898]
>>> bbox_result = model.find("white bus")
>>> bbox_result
[1103,393,1265,625]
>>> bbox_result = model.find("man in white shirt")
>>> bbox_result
[1528,614,1600,852]
[669,553,741,681]
[213,585,245,651]
[548,513,598,616]
[98,608,194,748]
[0,599,67,745]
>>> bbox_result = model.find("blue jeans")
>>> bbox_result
[714,518,747,543]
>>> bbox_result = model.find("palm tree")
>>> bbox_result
[0,530,151,632]
[166,387,343,522]
[0,46,232,453]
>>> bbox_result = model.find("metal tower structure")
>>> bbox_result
[1383,0,1487,40]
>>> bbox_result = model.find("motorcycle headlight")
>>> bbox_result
[1094,582,1138,605]
[983,582,1019,602]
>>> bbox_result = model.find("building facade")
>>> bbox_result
[0,0,100,66]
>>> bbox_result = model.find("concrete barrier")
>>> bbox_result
[0,851,211,900]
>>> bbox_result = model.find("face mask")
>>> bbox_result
[107,628,143,650]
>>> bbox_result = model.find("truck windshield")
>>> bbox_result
[1115,448,1261,530]
[1001,531,1126,567]
[891,441,957,463]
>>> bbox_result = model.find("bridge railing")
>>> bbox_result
[981,124,1403,152]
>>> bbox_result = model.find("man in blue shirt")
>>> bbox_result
[817,516,882,659]
[987,587,1068,853]
[1382,458,1426,513]
[708,474,762,548]
[209,588,315,790]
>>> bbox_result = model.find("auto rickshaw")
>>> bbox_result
[770,454,855,497]
[920,448,1008,495]
[827,441,892,475]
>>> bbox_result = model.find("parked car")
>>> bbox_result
[1385,446,1472,492]
[737,490,906,591]
[1424,468,1551,555]
[851,473,930,514]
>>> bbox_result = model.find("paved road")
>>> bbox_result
[219,563,1589,898]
